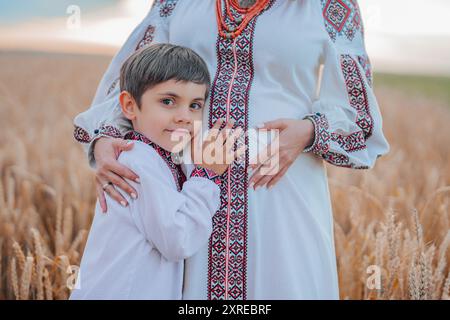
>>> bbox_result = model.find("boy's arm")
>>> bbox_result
[128,156,222,262]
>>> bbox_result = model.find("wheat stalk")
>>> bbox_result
[9,258,19,300]
[31,228,45,300]
[19,256,33,300]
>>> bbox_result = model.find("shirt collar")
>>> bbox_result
[123,130,177,168]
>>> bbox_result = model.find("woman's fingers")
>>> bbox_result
[114,139,135,153]
[94,137,140,208]
[254,163,284,190]
[249,154,281,189]
[251,166,277,190]
[250,128,281,170]
[100,171,133,207]
[95,179,108,213]
[100,178,128,208]
[266,165,290,189]
[249,143,276,182]
[249,140,275,172]
[110,140,140,183]
[253,175,272,190]
[106,161,140,194]
[105,186,128,207]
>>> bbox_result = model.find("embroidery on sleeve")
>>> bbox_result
[136,25,156,50]
[97,125,123,139]
[73,125,123,144]
[321,0,363,42]
[340,54,373,141]
[357,54,373,87]
[303,55,373,169]
[153,0,180,18]
[74,126,91,144]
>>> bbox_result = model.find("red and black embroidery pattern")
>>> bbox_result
[303,55,373,169]
[124,130,186,191]
[155,0,179,18]
[340,54,373,141]
[73,126,91,144]
[207,0,276,300]
[190,166,222,187]
[321,0,363,42]
[136,25,156,50]
[303,113,370,169]
[302,112,330,155]
[97,125,123,139]
[73,125,122,144]
[357,54,373,87]
[322,150,370,169]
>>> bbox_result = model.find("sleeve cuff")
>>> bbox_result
[73,124,123,144]
[301,112,331,157]
[189,166,222,187]
[73,124,124,169]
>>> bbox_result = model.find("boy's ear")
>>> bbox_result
[119,91,137,120]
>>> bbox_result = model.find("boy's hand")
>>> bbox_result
[192,119,246,176]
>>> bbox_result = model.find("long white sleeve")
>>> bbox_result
[73,0,181,169]
[122,143,221,262]
[302,0,390,169]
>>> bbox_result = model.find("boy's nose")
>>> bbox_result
[173,107,192,124]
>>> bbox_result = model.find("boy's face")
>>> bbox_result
[120,79,207,153]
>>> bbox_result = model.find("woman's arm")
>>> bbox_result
[301,0,390,169]
[72,0,181,212]
[249,0,390,189]
[73,1,177,168]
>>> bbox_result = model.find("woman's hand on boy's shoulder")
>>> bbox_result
[93,137,141,213]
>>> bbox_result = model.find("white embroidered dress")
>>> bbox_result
[73,0,390,300]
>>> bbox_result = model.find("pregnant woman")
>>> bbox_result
[73,0,390,299]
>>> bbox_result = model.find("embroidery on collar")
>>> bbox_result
[123,130,186,191]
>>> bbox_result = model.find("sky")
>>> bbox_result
[0,0,450,76]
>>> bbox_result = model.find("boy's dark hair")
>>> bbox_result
[120,43,211,108]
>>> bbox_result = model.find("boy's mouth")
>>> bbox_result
[165,128,190,134]
[166,128,190,132]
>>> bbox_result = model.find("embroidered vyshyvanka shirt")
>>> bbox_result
[73,0,390,299]
[70,131,221,299]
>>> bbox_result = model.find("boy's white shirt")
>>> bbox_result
[70,140,220,300]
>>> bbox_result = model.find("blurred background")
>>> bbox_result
[1,0,450,75]
[0,0,449,300]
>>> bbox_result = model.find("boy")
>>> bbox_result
[70,43,245,299]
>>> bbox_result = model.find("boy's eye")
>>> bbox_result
[190,103,203,110]
[161,98,174,106]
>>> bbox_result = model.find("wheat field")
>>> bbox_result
[0,51,449,300]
